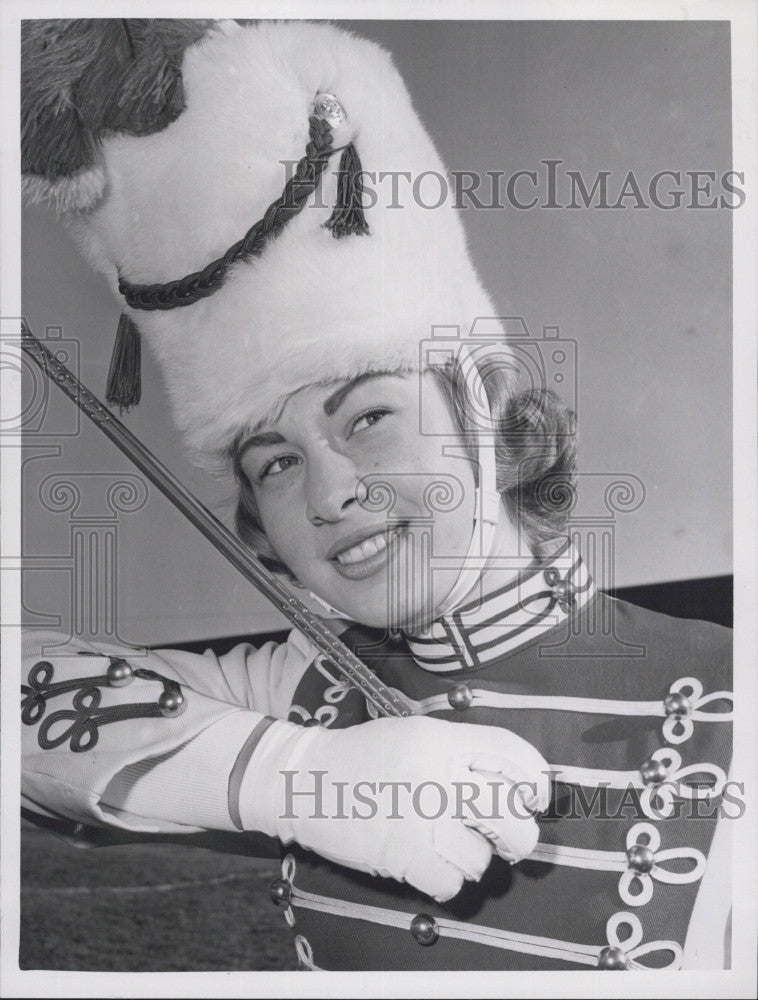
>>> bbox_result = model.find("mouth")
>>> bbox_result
[329,524,409,581]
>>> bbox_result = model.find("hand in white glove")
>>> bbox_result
[237,715,551,903]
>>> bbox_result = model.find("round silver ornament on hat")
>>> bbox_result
[314,93,347,127]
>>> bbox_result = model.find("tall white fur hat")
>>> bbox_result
[23,19,505,463]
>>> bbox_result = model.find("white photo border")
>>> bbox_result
[1,2,755,998]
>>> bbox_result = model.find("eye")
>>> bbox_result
[259,454,301,480]
[349,408,391,436]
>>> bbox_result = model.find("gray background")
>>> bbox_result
[21,19,732,644]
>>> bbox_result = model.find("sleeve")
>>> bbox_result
[21,628,317,836]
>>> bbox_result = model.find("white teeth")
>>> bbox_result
[361,536,381,558]
[335,530,396,565]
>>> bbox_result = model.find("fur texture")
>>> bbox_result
[36,20,507,462]
[22,167,106,214]
[21,18,212,211]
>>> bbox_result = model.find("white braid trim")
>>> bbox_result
[553,748,727,820]
[294,934,323,970]
[278,855,683,969]
[410,675,732,746]
[532,823,706,908]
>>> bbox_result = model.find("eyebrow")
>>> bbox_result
[238,372,401,458]
[236,429,286,459]
[322,372,395,416]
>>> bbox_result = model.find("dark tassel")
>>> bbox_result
[325,143,370,238]
[106,313,141,410]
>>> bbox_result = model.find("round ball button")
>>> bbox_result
[597,946,629,970]
[663,692,692,717]
[158,689,185,718]
[447,683,474,711]
[269,879,292,906]
[410,913,439,946]
[626,843,655,874]
[639,757,668,786]
[107,658,133,687]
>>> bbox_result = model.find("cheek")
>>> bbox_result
[254,493,304,565]
[436,492,476,554]
[254,493,330,589]
[435,464,477,550]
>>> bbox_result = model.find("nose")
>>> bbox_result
[305,449,368,525]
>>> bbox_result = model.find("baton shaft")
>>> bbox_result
[20,324,414,719]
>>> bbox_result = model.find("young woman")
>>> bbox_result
[20,18,732,973]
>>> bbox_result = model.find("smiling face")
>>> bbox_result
[237,371,478,630]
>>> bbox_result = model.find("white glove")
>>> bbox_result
[237,715,551,903]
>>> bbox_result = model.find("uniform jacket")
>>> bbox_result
[20,542,733,971]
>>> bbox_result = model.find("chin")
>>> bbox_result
[336,592,438,633]
[315,551,450,630]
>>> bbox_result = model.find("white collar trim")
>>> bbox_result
[404,538,596,672]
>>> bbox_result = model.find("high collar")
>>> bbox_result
[404,537,596,672]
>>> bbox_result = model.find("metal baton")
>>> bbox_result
[20,322,415,719]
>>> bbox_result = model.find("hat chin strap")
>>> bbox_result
[429,442,501,622]
[309,347,502,624]
[430,343,502,619]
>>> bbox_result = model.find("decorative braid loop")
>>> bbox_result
[118,115,335,311]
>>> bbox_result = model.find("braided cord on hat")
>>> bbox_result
[118,114,334,311]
